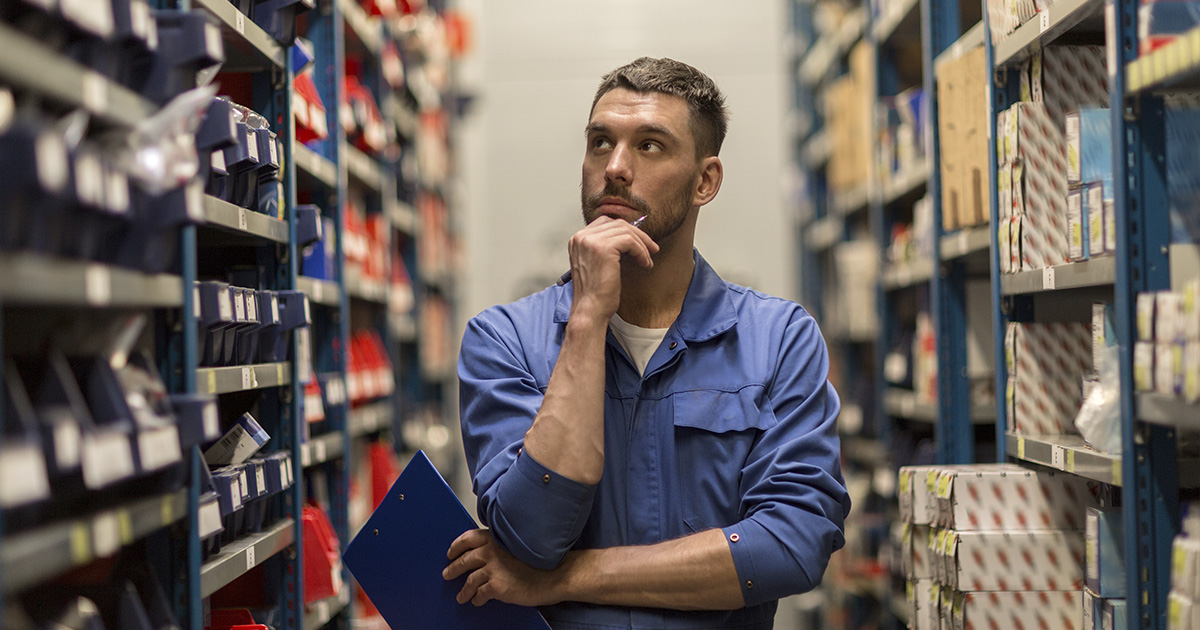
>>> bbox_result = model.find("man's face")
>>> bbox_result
[581,88,702,241]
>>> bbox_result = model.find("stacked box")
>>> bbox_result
[1006,322,1093,435]
[1086,507,1126,598]
[934,464,1099,531]
[939,529,1085,591]
[899,466,938,524]
[954,590,1082,629]
[1167,108,1200,243]
[1168,504,1200,630]
[998,102,1071,271]
[907,578,937,630]
[1035,47,1109,134]
[1133,282,1200,401]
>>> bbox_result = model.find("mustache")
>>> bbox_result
[583,183,652,215]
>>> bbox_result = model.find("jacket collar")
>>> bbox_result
[552,249,738,342]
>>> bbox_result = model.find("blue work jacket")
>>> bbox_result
[458,250,850,630]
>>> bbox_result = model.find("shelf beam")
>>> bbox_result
[191,0,285,71]
[197,362,293,395]
[993,0,1103,68]
[199,518,295,598]
[1000,257,1116,294]
[0,254,182,308]
[202,195,290,244]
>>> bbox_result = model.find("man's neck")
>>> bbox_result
[616,237,694,329]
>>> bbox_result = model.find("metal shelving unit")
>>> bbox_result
[199,518,295,598]
[294,143,340,189]
[999,257,1116,294]
[190,0,286,71]
[304,589,351,630]
[1,490,188,594]
[0,254,183,308]
[1136,394,1200,429]
[992,0,1103,67]
[297,276,342,307]
[881,258,935,290]
[938,225,990,260]
[203,195,291,244]
[197,362,293,395]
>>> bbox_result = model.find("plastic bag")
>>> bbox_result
[1075,342,1122,455]
[124,83,218,195]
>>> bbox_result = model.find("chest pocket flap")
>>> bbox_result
[672,385,778,433]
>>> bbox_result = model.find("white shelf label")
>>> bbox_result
[194,286,202,318]
[242,367,252,390]
[1042,267,1056,290]
[256,466,266,495]
[1051,444,1066,469]
[138,426,182,472]
[219,290,233,321]
[93,512,120,558]
[317,600,330,622]
[271,295,280,323]
[203,401,220,439]
[85,265,112,306]
[957,231,969,255]
[234,11,245,34]
[238,470,249,501]
[245,544,256,570]
[0,444,50,507]
[81,71,108,113]
[54,420,82,469]
[1039,11,1050,33]
[82,432,134,489]
[198,500,223,538]
[238,207,248,231]
[315,440,326,463]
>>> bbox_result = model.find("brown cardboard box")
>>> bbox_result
[825,42,874,194]
[937,45,991,230]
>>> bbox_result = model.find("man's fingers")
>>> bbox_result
[446,528,489,561]
[442,549,486,581]
[458,567,488,604]
[471,582,494,607]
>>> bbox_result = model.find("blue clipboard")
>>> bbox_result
[343,450,552,630]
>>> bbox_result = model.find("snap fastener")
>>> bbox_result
[729,533,740,543]
[746,580,754,589]
[542,474,551,484]
[669,342,678,350]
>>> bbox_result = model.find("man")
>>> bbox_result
[445,57,850,629]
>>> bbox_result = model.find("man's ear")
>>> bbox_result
[693,156,723,207]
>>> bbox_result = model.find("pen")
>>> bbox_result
[556,215,647,286]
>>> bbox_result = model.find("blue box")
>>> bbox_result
[1067,108,1112,191]
[1101,598,1126,630]
[1087,507,1126,597]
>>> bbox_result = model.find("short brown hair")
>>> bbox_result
[590,57,729,158]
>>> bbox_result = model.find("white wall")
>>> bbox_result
[454,1,794,324]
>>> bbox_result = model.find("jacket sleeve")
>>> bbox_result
[457,312,596,569]
[720,311,851,606]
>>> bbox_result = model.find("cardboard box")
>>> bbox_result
[1086,507,1126,598]
[900,466,938,524]
[1037,46,1109,133]
[203,412,270,466]
[953,590,1082,630]
[944,530,1085,591]
[1087,182,1106,258]
[1068,188,1086,261]
[1066,109,1114,189]
[1172,536,1199,601]
[1167,592,1196,630]
[1083,587,1099,630]
[938,45,990,230]
[1134,341,1156,392]
[1186,340,1200,403]
[826,42,875,195]
[1100,598,1126,630]
[908,578,937,630]
[903,523,934,579]
[934,464,1099,531]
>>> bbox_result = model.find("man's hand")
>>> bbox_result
[443,529,563,608]
[567,216,658,322]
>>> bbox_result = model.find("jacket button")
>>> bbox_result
[729,533,740,543]
[542,474,551,484]
[669,342,678,350]
[746,580,754,589]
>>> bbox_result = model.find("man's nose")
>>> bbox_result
[605,144,632,185]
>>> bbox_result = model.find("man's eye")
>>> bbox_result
[640,142,662,152]
[592,138,612,150]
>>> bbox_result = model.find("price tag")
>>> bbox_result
[162,495,175,524]
[117,509,133,544]
[245,545,256,570]
[1051,444,1066,469]
[207,370,217,394]
[81,71,108,113]
[315,440,326,463]
[203,401,219,439]
[277,363,284,383]
[1042,267,1056,290]
[238,207,248,231]
[198,500,222,538]
[957,230,969,256]
[1017,436,1026,459]
[93,512,120,557]
[194,285,202,318]
[70,523,91,564]
[1113,459,1122,485]
[1066,449,1076,473]
[234,11,245,34]
[85,265,112,306]
[240,367,252,390]
[1039,11,1050,33]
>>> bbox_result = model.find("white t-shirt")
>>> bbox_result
[608,313,670,376]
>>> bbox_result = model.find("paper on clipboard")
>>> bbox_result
[343,450,552,630]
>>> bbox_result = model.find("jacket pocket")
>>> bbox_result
[672,385,776,533]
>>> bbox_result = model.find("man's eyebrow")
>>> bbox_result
[584,122,678,139]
